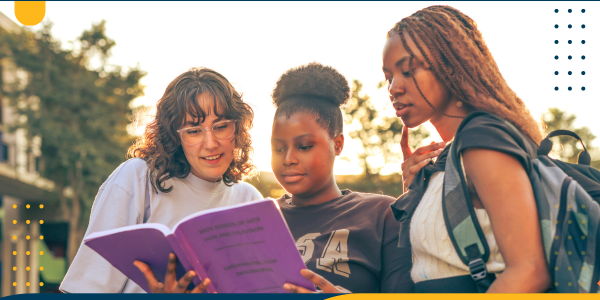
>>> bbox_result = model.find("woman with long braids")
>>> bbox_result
[384,5,551,292]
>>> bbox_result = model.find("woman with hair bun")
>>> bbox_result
[60,68,263,293]
[135,62,415,293]
[272,62,413,293]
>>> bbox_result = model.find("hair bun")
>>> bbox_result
[272,62,350,108]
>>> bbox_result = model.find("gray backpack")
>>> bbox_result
[444,112,600,293]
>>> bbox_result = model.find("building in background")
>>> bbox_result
[0,11,65,296]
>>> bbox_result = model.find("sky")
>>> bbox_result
[1,1,598,175]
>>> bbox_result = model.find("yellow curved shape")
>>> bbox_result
[330,295,600,300]
[14,1,46,26]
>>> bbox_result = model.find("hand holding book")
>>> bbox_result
[133,253,212,293]
[84,199,315,293]
[134,253,351,294]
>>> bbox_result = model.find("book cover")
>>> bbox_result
[84,199,315,293]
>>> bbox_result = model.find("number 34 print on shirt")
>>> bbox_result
[296,230,351,278]
[277,190,413,293]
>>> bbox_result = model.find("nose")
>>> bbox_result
[388,77,405,102]
[283,149,298,166]
[202,131,219,150]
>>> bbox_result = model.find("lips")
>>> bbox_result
[281,172,305,183]
[393,102,411,117]
[201,153,224,165]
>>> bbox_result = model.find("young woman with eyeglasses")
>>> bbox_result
[60,68,263,293]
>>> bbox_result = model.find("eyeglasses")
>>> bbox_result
[177,120,236,145]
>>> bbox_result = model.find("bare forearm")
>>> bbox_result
[486,266,550,293]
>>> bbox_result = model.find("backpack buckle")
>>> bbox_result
[468,258,488,282]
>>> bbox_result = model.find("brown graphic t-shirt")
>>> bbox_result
[278,190,414,293]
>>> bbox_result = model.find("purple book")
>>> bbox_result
[84,199,315,293]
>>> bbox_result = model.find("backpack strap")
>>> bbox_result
[442,113,493,292]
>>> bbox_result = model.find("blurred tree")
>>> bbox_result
[543,107,600,169]
[343,80,429,175]
[0,21,145,263]
[340,80,428,196]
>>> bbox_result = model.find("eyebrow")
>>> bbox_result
[183,116,224,127]
[272,134,316,142]
[382,55,411,72]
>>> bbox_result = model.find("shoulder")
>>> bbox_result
[110,158,149,180]
[459,111,517,135]
[341,190,397,211]
[101,158,149,192]
[455,112,534,161]
[230,181,263,200]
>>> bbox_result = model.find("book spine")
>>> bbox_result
[171,233,217,293]
[165,234,202,287]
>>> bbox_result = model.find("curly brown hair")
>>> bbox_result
[127,68,257,193]
[388,5,542,143]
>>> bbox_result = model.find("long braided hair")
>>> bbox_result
[388,5,542,143]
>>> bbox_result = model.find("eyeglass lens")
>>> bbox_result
[181,121,235,145]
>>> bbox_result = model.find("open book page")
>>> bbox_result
[84,224,195,293]
[173,199,315,293]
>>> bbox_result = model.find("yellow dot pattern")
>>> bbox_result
[12,202,49,288]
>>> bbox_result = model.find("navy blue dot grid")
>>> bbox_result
[554,8,587,91]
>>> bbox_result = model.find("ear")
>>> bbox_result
[333,133,344,156]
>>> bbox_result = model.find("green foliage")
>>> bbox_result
[334,79,428,196]
[344,80,428,176]
[542,108,600,169]
[0,21,145,261]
